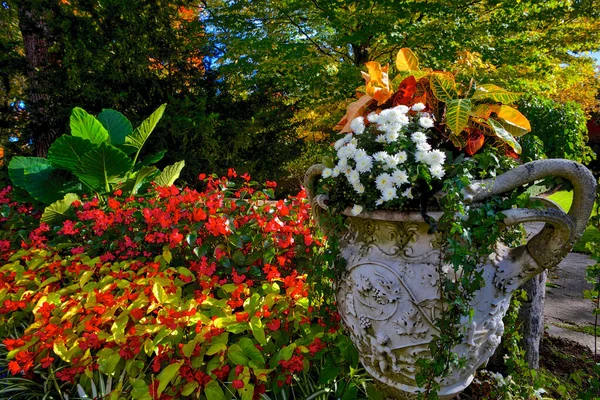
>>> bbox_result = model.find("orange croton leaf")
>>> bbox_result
[335,94,374,132]
[465,130,485,155]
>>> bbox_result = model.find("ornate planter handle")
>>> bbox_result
[464,159,596,270]
[306,159,596,273]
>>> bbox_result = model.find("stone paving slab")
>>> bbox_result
[545,252,598,352]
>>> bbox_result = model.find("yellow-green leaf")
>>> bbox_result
[430,74,457,102]
[152,282,167,304]
[228,344,249,365]
[396,48,419,71]
[157,361,183,397]
[41,193,79,224]
[204,380,226,400]
[487,119,522,154]
[162,248,172,264]
[111,315,129,344]
[206,342,228,356]
[445,99,472,136]
[470,104,492,119]
[472,84,522,104]
[181,381,198,396]
[53,340,71,362]
[249,316,266,345]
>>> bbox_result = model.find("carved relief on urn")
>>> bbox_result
[306,159,597,399]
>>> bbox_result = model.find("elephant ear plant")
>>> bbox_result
[8,104,185,223]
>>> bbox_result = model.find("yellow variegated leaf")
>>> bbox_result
[472,84,522,104]
[487,118,522,154]
[489,105,531,135]
[396,48,419,71]
[445,99,472,136]
[430,74,458,102]
[470,104,492,119]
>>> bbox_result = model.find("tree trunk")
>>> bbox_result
[16,1,58,156]
[351,42,370,66]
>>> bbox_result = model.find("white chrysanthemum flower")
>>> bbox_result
[373,151,389,163]
[415,150,428,162]
[375,199,384,206]
[394,105,410,114]
[367,112,379,123]
[430,164,445,179]
[385,130,400,143]
[350,204,363,216]
[385,153,402,169]
[396,151,407,164]
[425,149,446,166]
[416,142,432,152]
[353,182,365,194]
[354,148,368,160]
[375,173,393,191]
[411,131,428,143]
[347,170,360,185]
[331,166,341,177]
[342,165,353,176]
[337,143,356,158]
[322,168,333,178]
[334,133,352,150]
[381,186,398,201]
[375,134,387,143]
[350,117,365,135]
[402,187,414,199]
[419,116,434,129]
[355,155,373,173]
[337,157,349,169]
[391,169,409,186]
[412,103,426,112]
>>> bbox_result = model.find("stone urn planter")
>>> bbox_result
[305,159,596,399]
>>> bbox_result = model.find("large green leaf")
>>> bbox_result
[133,150,166,171]
[41,193,79,224]
[487,118,522,154]
[445,99,472,136]
[118,166,158,196]
[154,160,185,187]
[430,73,457,102]
[48,135,95,172]
[98,109,132,145]
[70,107,109,144]
[124,104,167,151]
[471,84,522,104]
[73,142,134,191]
[8,157,65,204]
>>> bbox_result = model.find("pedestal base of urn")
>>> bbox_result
[376,374,474,400]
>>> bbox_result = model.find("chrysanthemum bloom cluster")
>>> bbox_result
[322,103,446,214]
